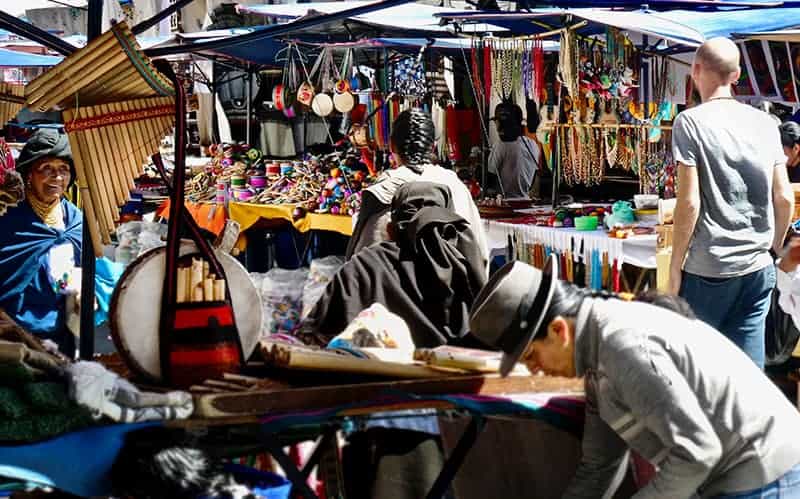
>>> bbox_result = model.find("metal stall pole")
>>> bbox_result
[211,62,219,144]
[246,65,252,145]
[642,35,650,120]
[79,0,103,360]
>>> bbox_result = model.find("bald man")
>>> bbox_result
[670,37,795,368]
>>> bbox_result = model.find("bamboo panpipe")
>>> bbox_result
[25,22,173,112]
[62,96,173,250]
[0,83,24,127]
[174,260,228,303]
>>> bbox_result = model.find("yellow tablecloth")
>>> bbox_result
[228,202,354,236]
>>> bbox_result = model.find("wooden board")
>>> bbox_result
[260,340,468,379]
[189,374,584,421]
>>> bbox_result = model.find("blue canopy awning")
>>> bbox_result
[237,1,505,34]
[734,28,800,40]
[437,6,800,49]
[0,48,61,67]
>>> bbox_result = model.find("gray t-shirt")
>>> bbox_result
[488,137,540,198]
[672,100,785,278]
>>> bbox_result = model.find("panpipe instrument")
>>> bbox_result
[25,21,175,256]
[0,83,24,127]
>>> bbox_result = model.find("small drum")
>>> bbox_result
[334,79,351,94]
[110,241,262,384]
[333,91,355,113]
[272,84,285,111]
[312,93,333,117]
[297,81,315,107]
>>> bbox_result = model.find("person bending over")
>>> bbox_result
[472,257,800,498]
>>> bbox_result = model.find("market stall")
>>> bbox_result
[5,0,800,496]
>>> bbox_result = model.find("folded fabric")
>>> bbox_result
[0,380,93,443]
[0,340,65,382]
[67,361,193,423]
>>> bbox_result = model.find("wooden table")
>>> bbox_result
[168,374,585,499]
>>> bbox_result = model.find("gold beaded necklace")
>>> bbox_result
[27,193,64,229]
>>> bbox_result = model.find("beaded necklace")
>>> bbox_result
[28,193,63,228]
[522,42,532,99]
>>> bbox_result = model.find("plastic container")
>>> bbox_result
[575,216,599,231]
[250,175,267,189]
[230,174,246,188]
[266,163,281,176]
[634,208,659,226]
[279,163,293,176]
[633,194,659,210]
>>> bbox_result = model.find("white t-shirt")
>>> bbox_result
[351,165,489,266]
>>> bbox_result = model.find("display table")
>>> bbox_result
[0,375,584,498]
[485,219,657,293]
[484,220,657,269]
[156,201,355,239]
[229,202,353,236]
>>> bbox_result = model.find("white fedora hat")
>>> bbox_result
[469,256,558,377]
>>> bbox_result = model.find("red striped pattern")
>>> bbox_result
[174,305,234,329]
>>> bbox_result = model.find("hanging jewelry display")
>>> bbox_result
[483,43,492,106]
[390,55,426,97]
[559,28,579,98]
[533,37,545,104]
[522,41,533,99]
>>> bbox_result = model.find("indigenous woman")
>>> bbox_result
[0,129,82,354]
[346,109,488,266]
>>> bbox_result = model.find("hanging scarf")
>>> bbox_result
[27,193,64,229]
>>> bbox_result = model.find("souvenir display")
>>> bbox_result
[390,55,426,96]
[182,142,373,220]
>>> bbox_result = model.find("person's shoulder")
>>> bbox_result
[421,165,461,183]
[61,197,82,219]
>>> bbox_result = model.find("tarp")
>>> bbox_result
[735,29,800,41]
[436,7,800,48]
[238,1,505,34]
[312,37,559,52]
[657,7,800,39]
[513,0,789,8]
[0,47,60,66]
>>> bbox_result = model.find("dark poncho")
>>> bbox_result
[302,182,487,347]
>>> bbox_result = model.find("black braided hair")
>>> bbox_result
[391,109,435,170]
[529,279,695,341]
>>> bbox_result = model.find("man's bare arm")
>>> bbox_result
[669,164,700,295]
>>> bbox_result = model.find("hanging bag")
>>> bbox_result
[333,48,356,113]
[310,47,335,117]
[158,67,244,388]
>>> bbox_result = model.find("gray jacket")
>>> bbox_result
[563,298,800,499]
